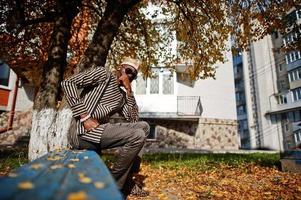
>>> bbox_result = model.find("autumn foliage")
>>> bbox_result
[1,0,300,87]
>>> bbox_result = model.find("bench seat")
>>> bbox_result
[0,149,123,200]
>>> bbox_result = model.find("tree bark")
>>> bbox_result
[28,0,79,161]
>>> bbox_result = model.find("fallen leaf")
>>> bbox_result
[79,177,92,184]
[67,191,88,200]
[18,181,34,189]
[68,164,76,168]
[50,164,64,170]
[47,156,62,161]
[94,181,105,189]
[31,163,43,170]
[70,158,80,162]
[84,156,89,160]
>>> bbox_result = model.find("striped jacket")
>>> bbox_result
[61,66,139,144]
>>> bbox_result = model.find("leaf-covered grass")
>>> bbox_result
[0,148,28,176]
[0,148,281,175]
[142,153,281,170]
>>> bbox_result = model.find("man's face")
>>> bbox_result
[119,64,138,82]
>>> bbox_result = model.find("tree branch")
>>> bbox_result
[22,14,56,26]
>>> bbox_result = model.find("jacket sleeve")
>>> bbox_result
[61,66,107,118]
[119,93,139,123]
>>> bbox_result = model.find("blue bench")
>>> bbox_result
[0,149,123,200]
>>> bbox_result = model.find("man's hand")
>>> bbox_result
[119,71,132,95]
[80,114,99,131]
[82,118,100,131]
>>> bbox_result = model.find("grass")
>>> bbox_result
[141,153,281,170]
[0,148,28,175]
[0,148,281,175]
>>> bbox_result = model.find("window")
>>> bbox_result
[0,63,10,87]
[285,54,289,64]
[294,111,301,121]
[278,94,288,104]
[237,105,246,115]
[135,74,147,95]
[279,64,283,72]
[135,68,176,95]
[296,10,301,20]
[294,130,301,144]
[163,73,174,94]
[147,124,157,140]
[288,68,301,82]
[242,119,248,130]
[292,88,301,102]
[150,73,159,94]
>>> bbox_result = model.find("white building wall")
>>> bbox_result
[5,69,18,111]
[244,36,284,150]
[15,83,35,111]
[242,51,257,149]
[177,51,237,120]
[134,46,237,122]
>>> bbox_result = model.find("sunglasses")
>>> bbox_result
[121,65,138,80]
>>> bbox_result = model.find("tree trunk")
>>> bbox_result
[28,0,79,161]
[76,0,141,71]
[29,0,141,161]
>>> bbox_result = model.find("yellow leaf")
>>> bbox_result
[18,181,34,189]
[50,164,64,170]
[67,191,88,200]
[70,158,80,162]
[47,156,62,161]
[68,164,76,168]
[79,177,92,184]
[94,182,105,189]
[31,163,42,170]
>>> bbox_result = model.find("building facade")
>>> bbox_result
[133,49,239,150]
[234,8,301,151]
[0,62,34,113]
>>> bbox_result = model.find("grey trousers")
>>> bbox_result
[78,121,150,189]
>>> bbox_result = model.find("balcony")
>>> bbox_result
[137,96,202,119]
[290,78,301,90]
[177,96,202,116]
[287,59,301,72]
[266,92,301,114]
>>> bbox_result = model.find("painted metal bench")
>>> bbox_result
[0,149,123,200]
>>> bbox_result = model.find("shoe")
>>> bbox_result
[129,184,149,197]
[121,183,149,198]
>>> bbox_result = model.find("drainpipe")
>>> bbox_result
[0,77,19,133]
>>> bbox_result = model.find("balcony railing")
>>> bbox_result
[177,96,202,116]
[287,59,301,71]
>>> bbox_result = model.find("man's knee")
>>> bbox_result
[133,129,146,144]
[138,121,150,135]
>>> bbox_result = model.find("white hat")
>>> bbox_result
[121,57,141,71]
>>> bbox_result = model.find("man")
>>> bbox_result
[61,57,149,198]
